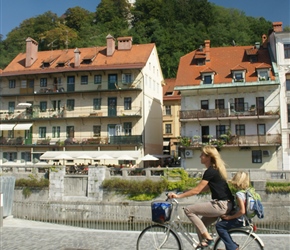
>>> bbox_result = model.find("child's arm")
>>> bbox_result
[220,195,245,220]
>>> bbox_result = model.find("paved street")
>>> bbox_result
[1,217,289,250]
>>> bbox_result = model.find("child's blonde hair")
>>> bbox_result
[231,171,250,190]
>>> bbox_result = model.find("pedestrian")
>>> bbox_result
[215,171,250,250]
[168,145,234,249]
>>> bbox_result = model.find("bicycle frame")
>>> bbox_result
[162,198,264,250]
[163,198,202,248]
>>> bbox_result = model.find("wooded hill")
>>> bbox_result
[1,0,286,78]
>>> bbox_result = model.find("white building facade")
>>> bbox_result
[269,22,290,170]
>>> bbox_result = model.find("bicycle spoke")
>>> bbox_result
[214,230,263,250]
[137,224,182,250]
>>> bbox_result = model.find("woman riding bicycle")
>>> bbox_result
[168,145,234,249]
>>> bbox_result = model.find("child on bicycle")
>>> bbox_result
[216,171,250,250]
[168,145,234,249]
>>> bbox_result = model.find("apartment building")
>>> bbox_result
[175,31,281,170]
[162,78,181,157]
[0,35,164,166]
[269,22,290,170]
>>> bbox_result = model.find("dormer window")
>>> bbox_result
[203,75,212,84]
[233,72,244,82]
[257,69,269,81]
[200,69,215,85]
[197,58,205,65]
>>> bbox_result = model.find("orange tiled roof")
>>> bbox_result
[163,78,181,101]
[175,44,274,86]
[2,43,155,76]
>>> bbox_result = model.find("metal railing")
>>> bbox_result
[11,200,290,234]
[180,106,280,120]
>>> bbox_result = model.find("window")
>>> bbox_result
[3,152,17,161]
[93,125,101,137]
[165,105,171,115]
[288,104,290,123]
[81,75,88,85]
[257,124,266,135]
[8,102,15,113]
[216,125,227,138]
[232,98,245,112]
[201,100,209,110]
[8,130,14,138]
[204,75,212,84]
[39,127,47,138]
[67,99,75,111]
[284,44,290,59]
[124,122,132,135]
[21,152,31,162]
[21,80,27,88]
[66,126,74,138]
[122,74,132,84]
[252,150,262,163]
[235,124,245,136]
[215,99,224,109]
[258,70,269,81]
[9,80,16,88]
[165,124,172,134]
[93,98,101,110]
[52,126,60,138]
[94,75,102,84]
[233,71,244,82]
[40,101,47,112]
[286,75,290,91]
[124,97,132,110]
[40,78,47,87]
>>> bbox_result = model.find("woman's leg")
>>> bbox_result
[216,219,243,250]
[184,200,231,241]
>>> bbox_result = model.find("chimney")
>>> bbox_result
[106,34,115,56]
[25,37,38,67]
[117,36,133,50]
[272,22,283,32]
[204,40,210,61]
[74,48,81,67]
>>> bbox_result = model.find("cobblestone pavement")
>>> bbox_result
[1,217,289,250]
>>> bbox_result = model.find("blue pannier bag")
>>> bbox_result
[151,201,172,224]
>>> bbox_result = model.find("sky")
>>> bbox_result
[0,0,289,39]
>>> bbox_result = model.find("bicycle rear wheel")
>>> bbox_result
[214,229,264,250]
[137,224,182,250]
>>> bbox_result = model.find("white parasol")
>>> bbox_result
[140,154,159,161]
[117,154,136,161]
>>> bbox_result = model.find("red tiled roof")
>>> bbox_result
[2,43,155,76]
[175,45,274,86]
[163,78,181,101]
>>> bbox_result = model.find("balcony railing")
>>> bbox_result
[180,107,280,120]
[179,134,281,147]
[0,80,143,97]
[0,135,142,146]
[0,106,142,121]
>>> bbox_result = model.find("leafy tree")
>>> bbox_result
[95,0,131,36]
[64,7,94,31]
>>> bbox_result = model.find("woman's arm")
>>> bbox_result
[220,195,245,220]
[168,180,209,199]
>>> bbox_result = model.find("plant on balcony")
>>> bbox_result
[178,136,192,147]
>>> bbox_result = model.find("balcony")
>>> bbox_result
[178,134,281,148]
[0,80,143,97]
[180,106,280,120]
[1,107,142,121]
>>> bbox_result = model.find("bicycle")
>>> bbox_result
[136,197,264,249]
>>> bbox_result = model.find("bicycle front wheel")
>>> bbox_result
[214,229,264,250]
[137,224,182,250]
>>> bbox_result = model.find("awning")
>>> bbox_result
[163,141,170,146]
[13,123,33,130]
[0,124,15,131]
